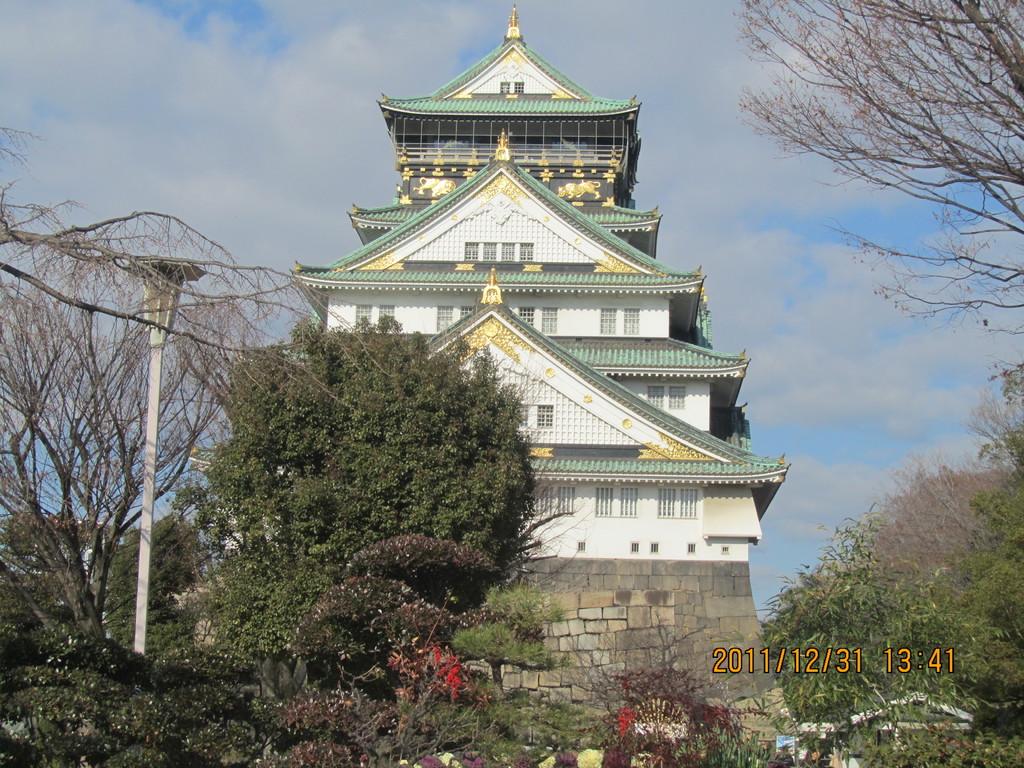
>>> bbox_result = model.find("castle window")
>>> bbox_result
[502,243,517,261]
[721,545,731,556]
[680,489,701,519]
[355,305,372,324]
[379,305,395,318]
[519,405,529,426]
[436,306,454,331]
[646,385,665,408]
[500,81,510,94]
[482,242,498,261]
[519,243,534,261]
[650,542,660,554]
[557,486,576,514]
[518,306,535,324]
[623,308,640,335]
[464,242,479,260]
[620,487,638,517]
[595,487,614,517]
[687,542,697,555]
[577,540,586,553]
[514,81,525,94]
[600,308,617,335]
[536,404,554,429]
[630,541,640,554]
[541,308,558,334]
[657,488,677,518]
[459,305,474,319]
[669,386,687,409]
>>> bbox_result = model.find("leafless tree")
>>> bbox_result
[874,454,1007,575]
[0,126,300,347]
[0,288,225,637]
[740,0,1024,331]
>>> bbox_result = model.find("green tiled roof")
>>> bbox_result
[440,305,783,472]
[298,159,688,279]
[383,96,637,116]
[533,457,784,478]
[560,339,745,371]
[296,270,697,288]
[383,39,637,117]
[352,202,659,228]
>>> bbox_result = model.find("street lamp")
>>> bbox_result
[133,259,204,655]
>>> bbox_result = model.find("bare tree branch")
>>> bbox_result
[741,0,1024,331]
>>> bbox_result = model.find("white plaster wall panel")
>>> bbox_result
[702,489,762,540]
[537,484,744,561]
[519,377,634,445]
[459,53,566,96]
[617,378,710,430]
[406,206,595,264]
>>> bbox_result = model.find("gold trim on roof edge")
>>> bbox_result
[639,434,715,462]
[464,317,535,362]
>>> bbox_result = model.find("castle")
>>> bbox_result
[296,9,786,698]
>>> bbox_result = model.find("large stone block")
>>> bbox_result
[613,590,634,606]
[553,592,581,611]
[626,606,652,627]
[578,607,603,620]
[603,606,627,620]
[579,590,615,609]
[642,589,674,607]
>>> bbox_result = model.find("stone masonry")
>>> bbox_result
[508,558,766,703]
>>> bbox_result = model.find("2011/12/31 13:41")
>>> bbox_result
[711,647,956,674]
[883,648,955,673]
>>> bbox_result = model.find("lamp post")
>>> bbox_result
[133,260,204,655]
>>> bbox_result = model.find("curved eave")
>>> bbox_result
[533,458,789,485]
[598,364,748,378]
[295,272,702,293]
[381,100,640,119]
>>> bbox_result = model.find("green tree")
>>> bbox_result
[187,319,535,661]
[761,516,973,747]
[452,583,564,696]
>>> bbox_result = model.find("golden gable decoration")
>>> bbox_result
[639,434,715,461]
[464,317,535,362]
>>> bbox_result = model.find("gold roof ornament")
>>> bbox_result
[481,265,503,304]
[506,5,521,39]
[494,129,511,161]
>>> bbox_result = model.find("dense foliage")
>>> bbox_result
[186,319,535,658]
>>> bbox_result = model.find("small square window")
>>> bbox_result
[500,82,510,94]
[355,305,372,324]
[436,306,454,331]
[595,487,614,517]
[519,243,534,261]
[600,308,617,335]
[519,405,529,426]
[501,243,516,262]
[577,540,586,553]
[721,545,731,556]
[513,81,525,94]
[623,308,640,335]
[630,541,640,554]
[482,243,498,261]
[518,306,535,324]
[536,404,554,429]
[687,542,697,555]
[459,305,474,319]
[379,305,395,318]
[650,542,660,554]
[647,386,665,408]
[541,308,558,334]
[464,242,479,260]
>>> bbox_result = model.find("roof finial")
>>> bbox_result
[506,5,521,39]
[495,129,511,161]
[481,266,503,304]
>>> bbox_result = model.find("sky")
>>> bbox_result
[2,0,1019,613]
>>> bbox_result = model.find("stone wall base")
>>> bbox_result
[509,558,769,703]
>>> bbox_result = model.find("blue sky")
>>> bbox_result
[3,0,1019,614]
